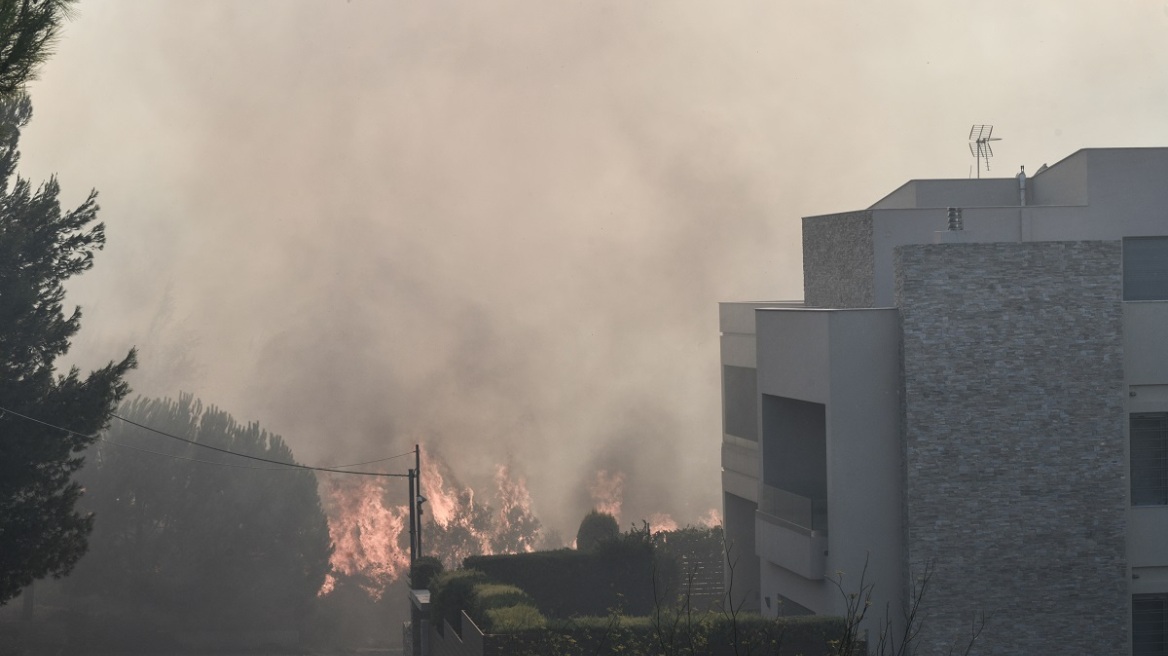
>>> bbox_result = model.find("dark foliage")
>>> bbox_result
[0,0,76,98]
[465,527,661,618]
[410,555,444,590]
[63,395,333,636]
[575,509,619,552]
[653,525,725,612]
[429,568,488,636]
[462,614,845,655]
[0,95,135,606]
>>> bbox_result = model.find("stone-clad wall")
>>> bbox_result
[895,241,1128,655]
[803,211,873,308]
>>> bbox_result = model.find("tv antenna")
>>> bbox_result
[968,125,1000,178]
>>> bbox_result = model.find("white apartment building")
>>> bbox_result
[720,148,1168,655]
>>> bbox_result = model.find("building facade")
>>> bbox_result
[720,148,1168,654]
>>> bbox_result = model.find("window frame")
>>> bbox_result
[1131,412,1168,507]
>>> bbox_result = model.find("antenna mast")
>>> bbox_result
[968,125,1000,178]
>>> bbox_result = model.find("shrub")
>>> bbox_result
[429,569,487,636]
[484,603,547,632]
[576,510,619,551]
[410,556,443,590]
[469,583,536,630]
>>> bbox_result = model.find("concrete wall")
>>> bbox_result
[802,212,874,308]
[724,491,761,612]
[1029,149,1089,207]
[869,178,1021,210]
[753,307,903,642]
[719,302,783,614]
[895,240,1128,655]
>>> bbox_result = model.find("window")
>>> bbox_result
[1134,593,1167,656]
[722,366,758,441]
[1124,237,1168,301]
[760,395,827,531]
[1132,413,1168,506]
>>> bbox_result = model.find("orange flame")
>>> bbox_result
[588,469,626,520]
[317,452,712,599]
[318,451,550,599]
[318,475,410,599]
[647,512,679,533]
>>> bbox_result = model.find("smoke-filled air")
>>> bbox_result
[17,0,1168,579]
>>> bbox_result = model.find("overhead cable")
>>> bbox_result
[0,405,408,478]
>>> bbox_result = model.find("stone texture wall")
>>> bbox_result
[895,241,1128,655]
[802,211,873,308]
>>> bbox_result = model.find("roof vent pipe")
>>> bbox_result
[1017,165,1027,206]
[947,207,963,231]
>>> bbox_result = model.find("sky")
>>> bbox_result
[19,0,1168,536]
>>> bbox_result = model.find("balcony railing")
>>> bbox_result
[759,485,827,535]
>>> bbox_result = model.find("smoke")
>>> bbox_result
[17,1,1168,537]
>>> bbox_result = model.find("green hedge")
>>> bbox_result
[486,613,847,655]
[410,555,444,590]
[429,568,487,636]
[484,603,547,633]
[464,533,667,618]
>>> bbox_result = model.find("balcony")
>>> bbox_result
[756,485,828,580]
[759,485,827,535]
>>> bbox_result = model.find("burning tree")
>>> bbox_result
[318,454,548,600]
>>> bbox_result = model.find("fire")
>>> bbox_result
[317,450,548,598]
[318,475,410,599]
[316,451,719,600]
[647,512,679,533]
[588,469,626,520]
[699,507,722,528]
[419,457,546,566]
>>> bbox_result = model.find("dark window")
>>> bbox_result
[760,395,827,532]
[723,366,758,441]
[1132,413,1168,506]
[1134,593,1168,656]
[1124,237,1168,301]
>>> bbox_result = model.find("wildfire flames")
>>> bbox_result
[317,476,410,598]
[317,453,547,598]
[317,452,724,599]
[588,469,626,519]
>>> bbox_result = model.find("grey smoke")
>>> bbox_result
[20,1,1168,535]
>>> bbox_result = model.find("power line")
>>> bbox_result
[0,405,409,478]
[329,450,417,469]
[97,435,311,471]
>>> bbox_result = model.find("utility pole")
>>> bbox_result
[408,468,417,564]
[407,444,426,565]
[415,444,424,559]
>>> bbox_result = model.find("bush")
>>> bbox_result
[576,510,619,551]
[471,584,534,614]
[489,613,846,655]
[484,603,547,632]
[410,556,444,590]
[429,569,487,636]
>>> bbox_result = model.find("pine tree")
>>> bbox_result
[0,0,78,97]
[0,95,135,605]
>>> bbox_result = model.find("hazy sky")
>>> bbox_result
[20,1,1168,534]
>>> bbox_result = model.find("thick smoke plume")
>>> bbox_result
[19,1,1168,536]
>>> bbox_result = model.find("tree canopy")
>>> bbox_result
[0,94,135,605]
[65,395,333,635]
[0,0,77,97]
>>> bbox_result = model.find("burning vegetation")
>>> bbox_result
[317,449,720,600]
[317,452,550,599]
